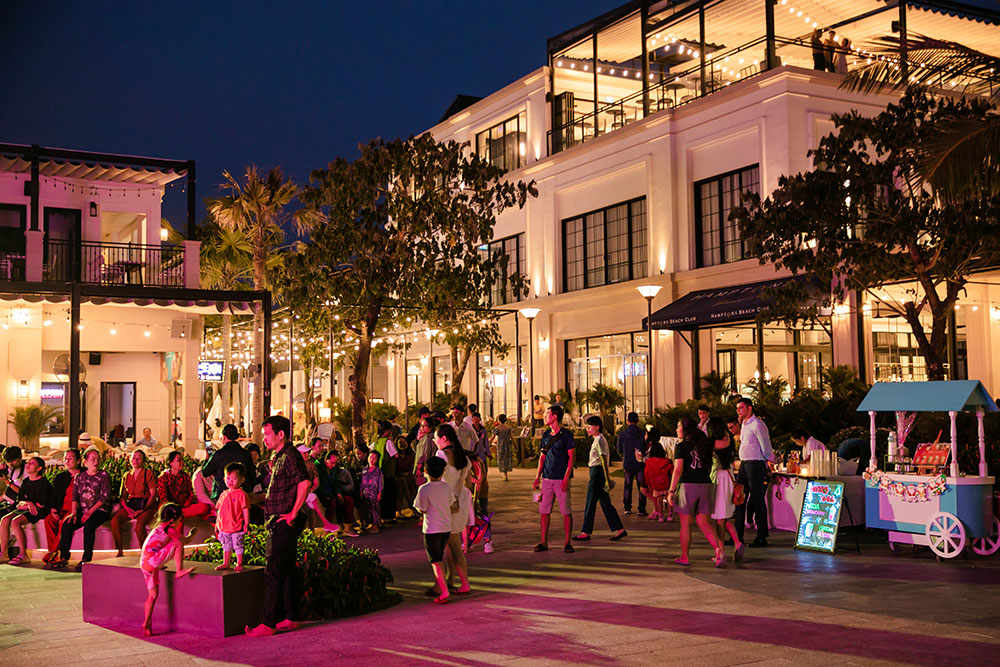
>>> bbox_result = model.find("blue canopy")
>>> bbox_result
[857,381,999,413]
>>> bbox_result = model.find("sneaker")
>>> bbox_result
[624,510,632,515]
[483,542,494,554]
[638,511,649,517]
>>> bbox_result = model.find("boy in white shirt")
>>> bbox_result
[413,456,457,604]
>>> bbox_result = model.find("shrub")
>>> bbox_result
[189,524,398,620]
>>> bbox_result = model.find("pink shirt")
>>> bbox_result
[140,525,176,571]
[216,488,248,533]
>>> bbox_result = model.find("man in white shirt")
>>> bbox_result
[735,398,773,548]
[791,429,826,463]
[448,405,476,451]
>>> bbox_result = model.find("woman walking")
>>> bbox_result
[573,416,627,542]
[434,424,472,594]
[492,414,514,480]
[706,417,743,561]
[667,416,724,567]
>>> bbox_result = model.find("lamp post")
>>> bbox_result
[519,307,540,424]
[637,285,662,416]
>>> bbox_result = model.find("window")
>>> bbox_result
[695,165,760,267]
[563,197,647,292]
[488,233,526,305]
[565,332,649,417]
[476,111,527,172]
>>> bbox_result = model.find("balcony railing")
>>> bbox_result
[0,250,26,281]
[43,239,185,287]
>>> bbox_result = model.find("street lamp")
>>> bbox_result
[519,307,540,424]
[636,285,662,416]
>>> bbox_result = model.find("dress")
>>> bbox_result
[712,440,737,520]
[360,467,384,526]
[436,447,473,534]
[494,424,514,473]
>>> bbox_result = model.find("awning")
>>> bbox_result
[857,381,999,413]
[643,276,809,330]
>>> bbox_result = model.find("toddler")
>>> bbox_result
[413,456,457,604]
[360,451,383,532]
[641,442,674,522]
[140,503,195,636]
[214,462,250,572]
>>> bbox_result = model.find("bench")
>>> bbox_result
[16,518,215,560]
[82,557,265,637]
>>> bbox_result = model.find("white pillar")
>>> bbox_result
[949,410,959,478]
[869,410,877,471]
[183,240,201,289]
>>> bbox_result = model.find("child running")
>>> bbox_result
[140,502,195,636]
[214,462,250,572]
[413,456,458,604]
[361,451,384,533]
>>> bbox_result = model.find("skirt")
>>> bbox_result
[452,487,475,534]
[712,468,736,520]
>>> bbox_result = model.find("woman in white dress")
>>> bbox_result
[707,417,744,562]
[434,424,472,594]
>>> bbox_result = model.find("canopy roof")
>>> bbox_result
[0,143,188,187]
[857,380,999,413]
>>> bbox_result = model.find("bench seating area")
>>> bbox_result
[82,557,265,636]
[16,517,215,560]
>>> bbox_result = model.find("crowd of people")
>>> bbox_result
[811,28,853,75]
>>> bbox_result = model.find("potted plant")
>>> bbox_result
[8,404,62,453]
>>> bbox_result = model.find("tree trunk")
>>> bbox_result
[903,302,950,381]
[251,251,267,444]
[450,345,472,401]
[351,336,371,450]
[222,312,231,427]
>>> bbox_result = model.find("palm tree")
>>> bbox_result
[208,166,318,442]
[841,34,1000,202]
[201,225,254,427]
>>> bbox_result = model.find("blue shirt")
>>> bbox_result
[540,428,575,480]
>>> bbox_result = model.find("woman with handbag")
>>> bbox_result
[706,417,744,562]
[111,450,159,556]
[573,416,627,543]
[667,416,724,567]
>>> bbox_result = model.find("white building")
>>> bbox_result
[381,0,1000,423]
[0,144,270,452]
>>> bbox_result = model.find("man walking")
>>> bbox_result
[734,398,773,548]
[245,415,310,637]
[532,405,576,553]
[616,412,648,516]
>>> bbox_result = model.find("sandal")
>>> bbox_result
[47,559,69,570]
[432,594,450,604]
[532,543,548,552]
[8,554,29,566]
[673,557,690,566]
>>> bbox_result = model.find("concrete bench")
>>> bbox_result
[17,517,215,560]
[82,557,265,637]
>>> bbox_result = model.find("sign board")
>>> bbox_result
[794,479,845,554]
[197,359,226,383]
[912,443,950,468]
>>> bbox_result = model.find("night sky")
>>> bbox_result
[1,0,612,227]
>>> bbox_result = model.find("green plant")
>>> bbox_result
[368,402,400,426]
[431,391,467,413]
[189,524,398,619]
[8,405,62,452]
[328,397,352,438]
[698,371,730,407]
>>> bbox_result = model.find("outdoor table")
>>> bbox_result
[768,472,865,531]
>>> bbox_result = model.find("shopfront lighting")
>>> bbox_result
[18,380,28,399]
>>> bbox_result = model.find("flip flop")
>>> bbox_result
[433,594,450,604]
[532,543,548,552]
[673,557,690,566]
[564,544,575,553]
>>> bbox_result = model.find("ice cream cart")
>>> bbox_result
[857,381,999,559]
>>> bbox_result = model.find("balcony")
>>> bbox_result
[41,239,187,287]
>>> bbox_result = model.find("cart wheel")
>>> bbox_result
[926,512,966,559]
[972,517,1000,556]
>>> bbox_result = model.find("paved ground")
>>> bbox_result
[2,467,999,666]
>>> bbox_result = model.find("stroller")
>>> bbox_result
[466,499,494,549]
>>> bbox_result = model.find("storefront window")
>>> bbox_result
[433,355,452,396]
[405,358,424,407]
[477,347,525,419]
[870,308,967,382]
[566,332,648,417]
[709,322,831,396]
[40,382,67,435]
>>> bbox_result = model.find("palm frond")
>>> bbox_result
[843,34,1000,100]
[918,113,1000,201]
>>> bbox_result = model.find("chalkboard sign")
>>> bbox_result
[794,479,845,554]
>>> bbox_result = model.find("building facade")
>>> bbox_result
[382,0,1000,423]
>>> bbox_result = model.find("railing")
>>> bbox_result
[43,239,185,287]
[0,249,26,281]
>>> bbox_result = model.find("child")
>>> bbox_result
[0,456,52,564]
[140,503,195,636]
[361,451,383,533]
[641,440,674,522]
[214,462,250,572]
[413,456,457,604]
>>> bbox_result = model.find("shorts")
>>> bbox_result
[539,477,572,516]
[423,531,450,564]
[218,530,245,555]
[5,509,44,525]
[141,566,160,591]
[675,483,714,516]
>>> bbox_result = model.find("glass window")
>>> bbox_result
[488,233,526,305]
[565,332,649,417]
[695,165,759,267]
[41,382,67,435]
[476,111,527,172]
[562,197,648,292]
[433,356,452,396]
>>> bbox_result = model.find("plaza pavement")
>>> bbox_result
[2,466,999,666]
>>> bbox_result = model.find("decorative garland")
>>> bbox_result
[862,466,947,502]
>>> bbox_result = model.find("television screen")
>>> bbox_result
[197,360,225,382]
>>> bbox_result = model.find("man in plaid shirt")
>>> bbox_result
[245,415,310,636]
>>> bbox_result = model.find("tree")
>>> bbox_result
[208,166,317,442]
[282,135,535,447]
[732,88,1000,380]
[841,35,1000,203]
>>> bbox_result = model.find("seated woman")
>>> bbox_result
[110,450,159,557]
[0,456,52,565]
[157,451,212,523]
[301,443,339,533]
[54,449,112,570]
[317,449,357,536]
[43,448,81,564]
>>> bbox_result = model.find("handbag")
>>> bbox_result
[733,482,746,506]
